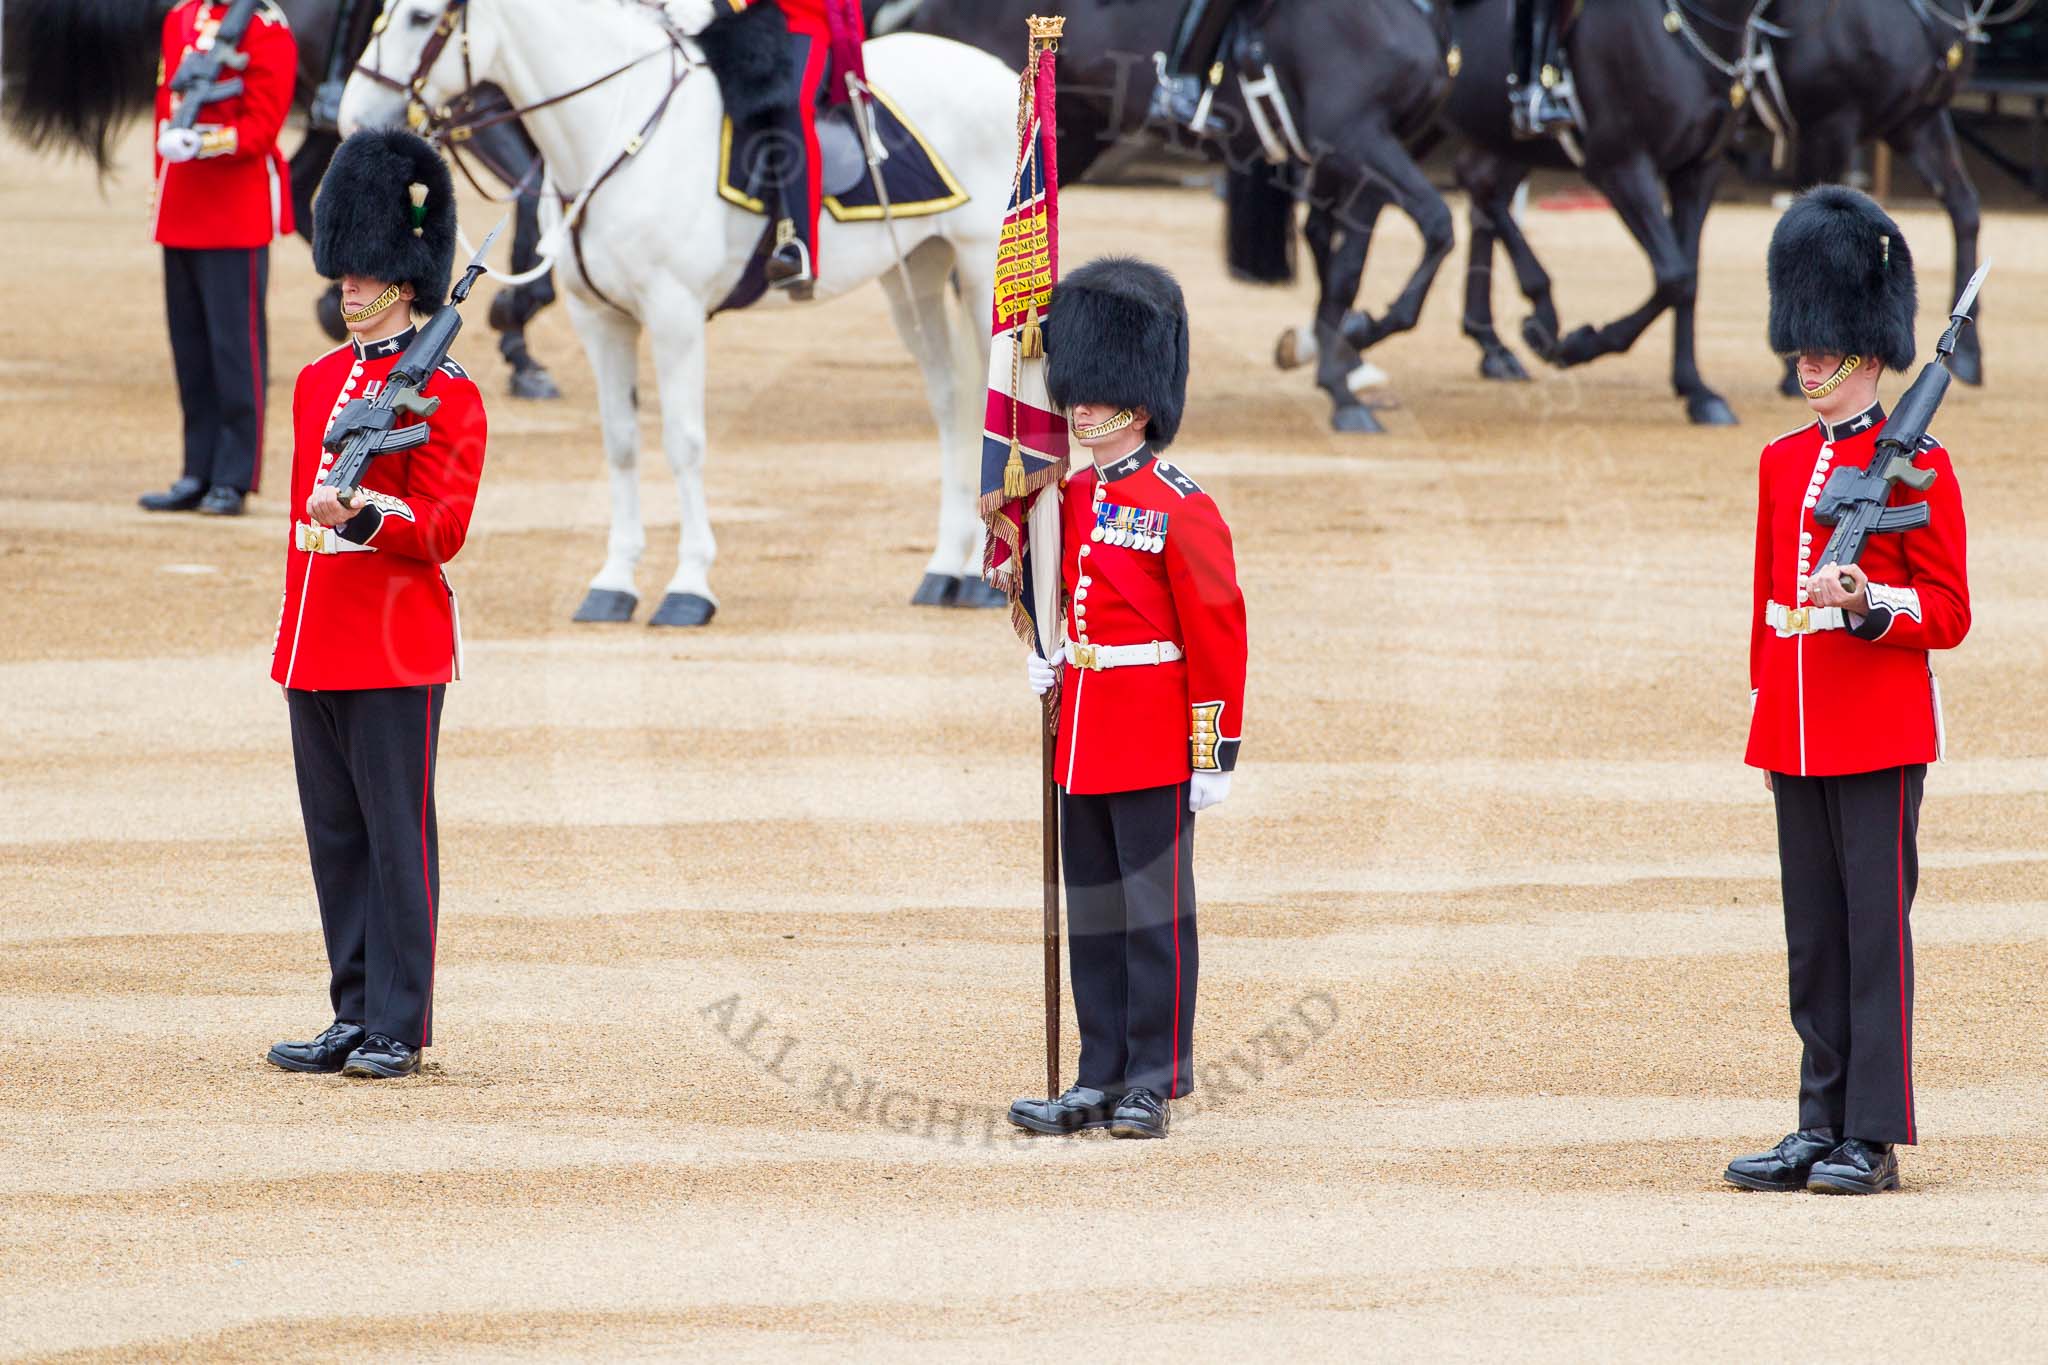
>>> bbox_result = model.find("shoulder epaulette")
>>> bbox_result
[1916,432,1941,452]
[436,357,469,380]
[1765,420,1818,448]
[256,0,289,26]
[1153,461,1202,498]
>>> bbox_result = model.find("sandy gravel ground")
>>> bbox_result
[4,122,2048,1362]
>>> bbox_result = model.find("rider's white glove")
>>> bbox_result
[1188,770,1232,813]
[157,127,203,163]
[1026,644,1066,696]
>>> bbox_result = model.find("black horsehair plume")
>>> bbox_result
[2,0,168,176]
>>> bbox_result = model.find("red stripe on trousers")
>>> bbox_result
[1171,788,1183,1098]
[420,689,438,1047]
[1896,768,1915,1143]
[246,252,264,493]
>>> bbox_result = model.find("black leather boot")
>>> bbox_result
[342,1033,422,1078]
[1108,1087,1170,1140]
[1008,1085,1123,1135]
[1723,1127,1841,1191]
[139,476,207,512]
[1807,1138,1900,1194]
[266,1020,367,1074]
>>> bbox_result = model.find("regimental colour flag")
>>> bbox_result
[979,18,1068,657]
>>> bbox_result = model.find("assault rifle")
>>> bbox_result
[1813,261,1988,591]
[167,0,264,132]
[320,221,502,508]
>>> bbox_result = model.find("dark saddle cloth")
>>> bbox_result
[717,88,966,225]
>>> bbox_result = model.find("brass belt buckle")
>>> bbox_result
[1787,606,1810,634]
[296,523,324,554]
[1071,642,1100,671]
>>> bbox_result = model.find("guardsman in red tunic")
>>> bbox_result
[139,0,296,517]
[1008,257,1248,1141]
[701,0,868,295]
[265,130,487,1081]
[1725,187,1969,1195]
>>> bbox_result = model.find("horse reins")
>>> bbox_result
[353,0,696,313]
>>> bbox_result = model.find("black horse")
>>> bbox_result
[891,0,1458,434]
[1442,0,1754,426]
[1764,0,2000,392]
[1,0,560,398]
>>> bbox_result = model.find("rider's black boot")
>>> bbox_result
[1150,0,1240,133]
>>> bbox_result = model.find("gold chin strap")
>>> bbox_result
[341,283,404,324]
[1074,408,1136,440]
[1802,353,1863,399]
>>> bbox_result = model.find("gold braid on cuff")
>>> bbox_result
[1190,702,1223,772]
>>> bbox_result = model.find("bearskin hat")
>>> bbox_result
[1045,256,1191,450]
[696,0,796,124]
[1767,185,1917,373]
[313,128,458,309]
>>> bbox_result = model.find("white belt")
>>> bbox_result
[295,522,373,555]
[1766,601,1845,636]
[1065,638,1183,671]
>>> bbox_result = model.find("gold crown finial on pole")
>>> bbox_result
[1027,14,1065,46]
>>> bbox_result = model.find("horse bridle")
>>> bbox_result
[351,0,696,312]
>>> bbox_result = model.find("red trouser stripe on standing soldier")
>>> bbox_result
[1897,768,1915,1143]
[1171,790,1183,1099]
[420,689,438,1047]
[247,253,265,493]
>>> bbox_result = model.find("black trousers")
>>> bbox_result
[1063,782,1199,1099]
[288,685,445,1049]
[1165,0,1252,78]
[1772,764,1924,1145]
[163,245,270,494]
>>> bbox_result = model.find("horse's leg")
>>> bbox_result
[883,240,983,608]
[568,296,649,624]
[1455,147,1526,382]
[1303,190,1386,435]
[1778,111,1862,396]
[1893,110,1982,385]
[1665,155,1736,427]
[1333,129,1456,359]
[1525,154,1693,379]
[644,296,718,627]
[941,235,1007,609]
[1274,194,1337,377]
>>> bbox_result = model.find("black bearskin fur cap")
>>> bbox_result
[1768,185,1917,372]
[1045,256,1191,450]
[697,1,796,124]
[313,128,458,308]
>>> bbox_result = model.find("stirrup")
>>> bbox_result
[766,230,815,299]
[1148,57,1216,134]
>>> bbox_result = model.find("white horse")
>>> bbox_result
[342,0,1019,624]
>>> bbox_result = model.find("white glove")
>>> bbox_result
[1189,770,1232,813]
[1025,645,1066,696]
[157,127,203,163]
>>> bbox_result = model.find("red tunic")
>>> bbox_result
[1746,405,1970,777]
[152,0,296,249]
[1055,449,1248,796]
[271,329,489,692]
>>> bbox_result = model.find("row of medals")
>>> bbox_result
[1092,502,1169,554]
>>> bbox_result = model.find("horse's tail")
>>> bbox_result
[2,0,164,175]
[1224,163,1297,285]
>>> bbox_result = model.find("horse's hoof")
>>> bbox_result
[1346,360,1389,393]
[509,364,562,401]
[1331,402,1385,435]
[1520,315,1560,364]
[911,573,961,607]
[1949,347,1983,387]
[951,578,1007,609]
[1553,325,1603,368]
[571,588,638,623]
[1687,393,1740,427]
[1480,347,1531,382]
[648,592,717,628]
[1274,325,1316,371]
